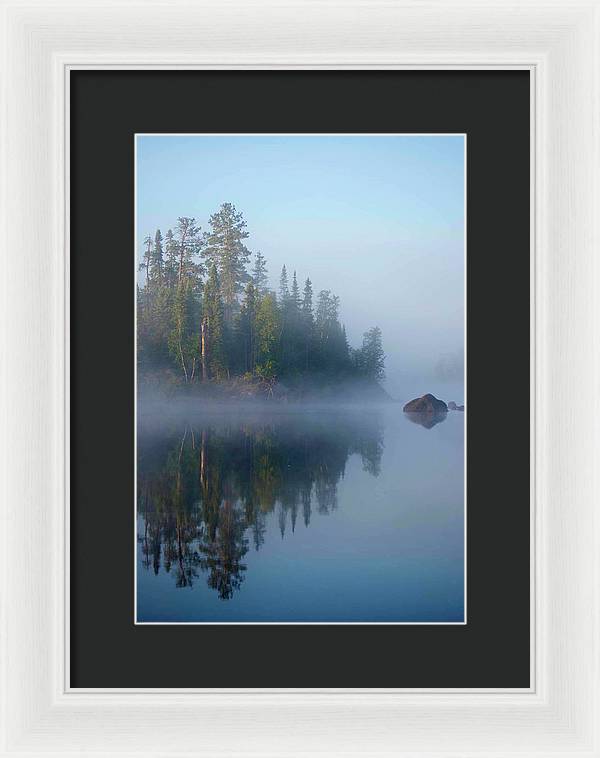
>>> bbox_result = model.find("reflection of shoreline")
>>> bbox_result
[137,413,384,600]
[403,410,447,429]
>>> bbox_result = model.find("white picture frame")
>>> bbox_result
[1,0,598,755]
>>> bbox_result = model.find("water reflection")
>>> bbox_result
[137,412,384,601]
[403,409,448,429]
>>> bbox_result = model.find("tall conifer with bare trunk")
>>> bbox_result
[202,203,252,323]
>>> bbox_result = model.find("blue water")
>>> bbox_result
[136,404,464,623]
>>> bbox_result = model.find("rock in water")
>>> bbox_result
[403,393,448,413]
[448,401,457,410]
[404,409,447,429]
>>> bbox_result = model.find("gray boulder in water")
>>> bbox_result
[403,393,448,414]
[448,401,464,411]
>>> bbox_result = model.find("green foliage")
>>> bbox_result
[252,251,269,295]
[174,217,204,290]
[202,203,251,322]
[137,204,386,388]
[279,265,289,303]
[236,282,258,374]
[164,228,178,288]
[168,279,199,383]
[255,293,279,378]
[290,271,301,310]
[202,264,227,380]
[150,229,164,284]
[356,326,386,381]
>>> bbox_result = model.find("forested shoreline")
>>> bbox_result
[137,203,385,397]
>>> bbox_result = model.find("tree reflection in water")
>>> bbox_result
[137,412,384,600]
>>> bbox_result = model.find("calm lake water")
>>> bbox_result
[136,402,464,623]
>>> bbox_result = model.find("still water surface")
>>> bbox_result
[136,403,464,623]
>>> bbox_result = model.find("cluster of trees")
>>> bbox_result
[137,415,384,598]
[137,203,385,387]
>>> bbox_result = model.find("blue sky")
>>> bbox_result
[136,134,465,401]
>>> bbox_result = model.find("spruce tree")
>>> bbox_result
[140,235,153,285]
[151,229,164,284]
[252,251,269,295]
[164,229,178,288]
[291,271,301,311]
[302,278,313,318]
[279,265,289,303]
[137,206,387,389]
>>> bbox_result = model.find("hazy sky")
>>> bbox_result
[136,134,465,401]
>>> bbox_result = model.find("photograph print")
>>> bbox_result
[136,134,465,624]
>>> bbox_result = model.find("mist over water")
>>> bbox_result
[136,135,466,623]
[137,135,465,401]
[137,400,464,623]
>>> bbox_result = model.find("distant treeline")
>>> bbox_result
[137,203,385,386]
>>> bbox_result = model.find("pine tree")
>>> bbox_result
[137,207,386,389]
[202,203,252,323]
[252,251,268,295]
[174,217,203,288]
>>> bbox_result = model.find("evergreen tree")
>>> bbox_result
[237,282,258,374]
[301,278,314,371]
[150,229,164,284]
[359,326,385,380]
[201,264,227,380]
[137,206,385,389]
[140,235,153,285]
[278,266,291,372]
[315,290,350,374]
[174,217,203,289]
[279,265,289,303]
[255,293,279,380]
[202,203,252,322]
[302,278,313,318]
[252,251,269,295]
[291,271,301,311]
[164,229,178,288]
[315,290,338,344]
[168,278,199,383]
